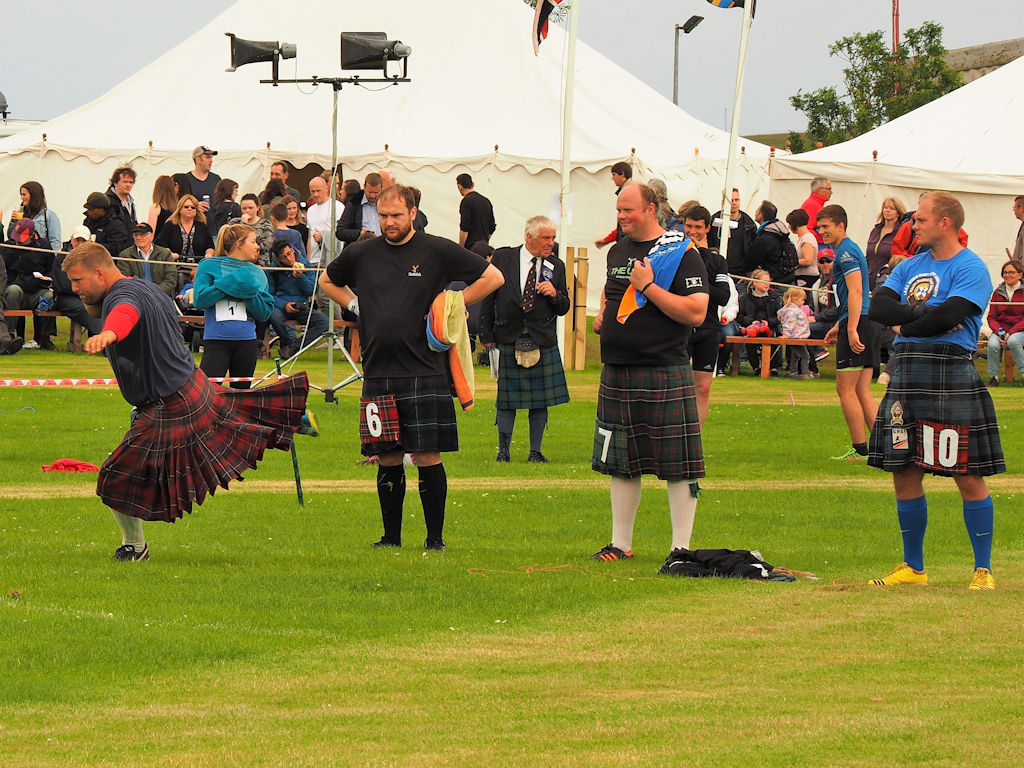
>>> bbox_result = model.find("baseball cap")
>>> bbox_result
[70,225,92,241]
[192,145,218,159]
[133,222,154,235]
[84,191,110,210]
[13,218,36,242]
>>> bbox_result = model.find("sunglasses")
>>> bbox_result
[818,258,833,264]
[181,204,197,209]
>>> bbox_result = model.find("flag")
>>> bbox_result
[706,0,756,15]
[533,0,564,56]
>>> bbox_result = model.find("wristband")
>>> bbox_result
[639,281,654,295]
[347,297,360,316]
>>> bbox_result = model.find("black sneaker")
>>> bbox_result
[424,537,447,552]
[2,337,24,355]
[112,544,149,561]
[988,377,999,387]
[589,543,634,561]
[371,537,401,548]
[527,451,549,463]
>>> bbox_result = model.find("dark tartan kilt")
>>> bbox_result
[495,343,570,410]
[868,343,1005,477]
[360,374,459,456]
[593,363,705,481]
[98,369,309,522]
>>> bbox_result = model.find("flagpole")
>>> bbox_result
[556,0,579,356]
[716,0,755,267]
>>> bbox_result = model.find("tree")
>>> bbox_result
[789,21,961,152]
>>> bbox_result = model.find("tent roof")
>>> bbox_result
[772,54,1024,194]
[0,0,770,172]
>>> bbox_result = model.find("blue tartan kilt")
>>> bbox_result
[867,343,1005,477]
[360,374,459,456]
[98,369,309,522]
[495,343,570,410]
[592,363,704,481]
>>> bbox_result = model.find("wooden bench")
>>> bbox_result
[725,336,833,378]
[979,338,1016,383]
[3,309,85,353]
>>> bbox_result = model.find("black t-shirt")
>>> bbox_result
[325,232,489,377]
[188,171,222,209]
[458,191,496,248]
[600,236,709,366]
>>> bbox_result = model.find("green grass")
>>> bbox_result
[1,321,1023,766]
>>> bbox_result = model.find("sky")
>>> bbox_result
[3,0,1023,136]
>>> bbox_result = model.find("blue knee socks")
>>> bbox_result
[963,497,994,571]
[896,496,928,572]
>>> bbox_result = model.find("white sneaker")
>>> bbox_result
[23,340,40,350]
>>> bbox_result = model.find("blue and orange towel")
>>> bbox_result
[427,291,475,410]
[616,231,695,323]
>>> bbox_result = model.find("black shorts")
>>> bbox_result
[688,326,720,373]
[835,315,879,370]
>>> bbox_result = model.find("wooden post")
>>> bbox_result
[573,249,589,371]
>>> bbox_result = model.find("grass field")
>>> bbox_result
[2,328,1023,767]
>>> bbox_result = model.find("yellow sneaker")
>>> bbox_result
[969,567,995,591]
[869,562,928,586]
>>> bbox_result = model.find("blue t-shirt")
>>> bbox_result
[884,247,992,351]
[833,237,870,322]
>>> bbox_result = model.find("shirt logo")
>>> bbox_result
[906,273,938,306]
[408,264,421,278]
[685,276,704,289]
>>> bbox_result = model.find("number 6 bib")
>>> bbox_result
[360,395,401,444]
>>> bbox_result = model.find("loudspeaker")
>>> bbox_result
[226,34,296,72]
[341,32,410,71]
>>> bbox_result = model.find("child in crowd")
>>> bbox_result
[777,286,813,378]
[737,269,783,376]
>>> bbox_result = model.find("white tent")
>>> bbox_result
[0,0,772,307]
[770,54,1024,270]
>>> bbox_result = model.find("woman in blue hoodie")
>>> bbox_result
[192,224,274,389]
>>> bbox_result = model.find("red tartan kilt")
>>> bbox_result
[97,369,309,521]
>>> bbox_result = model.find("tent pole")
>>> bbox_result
[325,82,340,399]
[717,0,755,268]
[557,0,580,361]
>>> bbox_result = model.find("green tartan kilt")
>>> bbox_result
[592,363,704,481]
[495,343,570,410]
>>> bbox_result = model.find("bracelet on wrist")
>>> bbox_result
[639,280,654,295]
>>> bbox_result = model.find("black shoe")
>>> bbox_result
[112,544,149,561]
[527,451,549,463]
[770,369,780,377]
[1,337,23,355]
[38,338,58,351]
[424,537,447,552]
[496,446,510,462]
[371,537,401,548]
[988,377,999,387]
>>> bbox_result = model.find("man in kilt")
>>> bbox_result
[479,215,570,463]
[63,242,310,562]
[867,192,1004,590]
[589,183,709,563]
[319,185,503,551]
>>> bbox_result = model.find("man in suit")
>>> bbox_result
[480,215,571,463]
[335,172,383,244]
[116,223,178,298]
